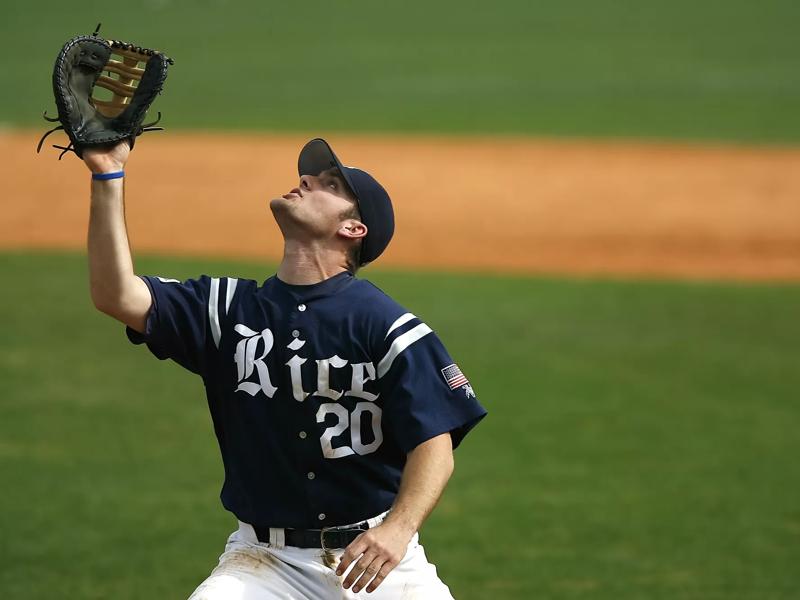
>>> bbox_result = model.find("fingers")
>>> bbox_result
[364,562,395,593]
[349,555,380,593]
[336,534,366,578]
[340,547,375,590]
[336,530,405,594]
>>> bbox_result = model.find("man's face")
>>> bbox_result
[270,168,360,240]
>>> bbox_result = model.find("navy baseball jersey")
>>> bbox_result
[127,271,486,528]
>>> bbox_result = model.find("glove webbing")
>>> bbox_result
[93,41,173,118]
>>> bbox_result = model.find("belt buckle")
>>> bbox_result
[320,525,367,551]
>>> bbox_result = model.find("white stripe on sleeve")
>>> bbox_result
[209,277,221,348]
[225,277,238,314]
[377,323,433,378]
[384,312,417,339]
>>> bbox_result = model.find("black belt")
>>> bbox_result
[253,522,370,549]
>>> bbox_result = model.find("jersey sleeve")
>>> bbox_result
[376,313,487,453]
[125,275,239,375]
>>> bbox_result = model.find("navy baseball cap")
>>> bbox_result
[298,138,395,265]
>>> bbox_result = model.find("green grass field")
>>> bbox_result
[1,252,798,599]
[2,0,800,141]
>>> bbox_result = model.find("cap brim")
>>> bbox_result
[298,138,358,200]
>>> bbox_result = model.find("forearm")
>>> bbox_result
[383,432,455,536]
[86,167,151,331]
[337,432,455,592]
[88,179,135,303]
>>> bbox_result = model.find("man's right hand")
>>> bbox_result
[83,141,131,174]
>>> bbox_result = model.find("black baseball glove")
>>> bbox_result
[38,26,173,159]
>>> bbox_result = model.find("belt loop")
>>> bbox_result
[365,509,389,529]
[237,521,259,544]
[269,527,286,548]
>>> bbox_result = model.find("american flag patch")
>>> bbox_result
[441,364,469,390]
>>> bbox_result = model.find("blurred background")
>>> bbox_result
[1,1,799,598]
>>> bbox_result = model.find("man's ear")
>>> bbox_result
[339,220,368,240]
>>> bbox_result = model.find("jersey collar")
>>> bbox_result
[265,270,354,302]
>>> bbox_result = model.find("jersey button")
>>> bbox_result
[307,471,315,480]
[298,431,307,439]
[298,303,307,312]
[291,329,300,338]
[318,513,326,521]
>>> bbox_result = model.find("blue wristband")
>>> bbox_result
[92,171,125,181]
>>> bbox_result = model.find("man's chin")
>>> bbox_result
[269,196,290,213]
[269,197,301,233]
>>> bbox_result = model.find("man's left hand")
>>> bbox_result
[336,521,414,593]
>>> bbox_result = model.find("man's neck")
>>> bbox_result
[276,241,349,285]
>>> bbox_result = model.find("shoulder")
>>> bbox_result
[344,279,438,370]
[348,278,406,317]
[146,275,258,343]
[213,275,258,300]
[347,278,413,330]
[207,275,260,316]
[142,274,246,292]
[144,275,259,307]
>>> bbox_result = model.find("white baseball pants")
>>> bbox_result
[187,521,455,599]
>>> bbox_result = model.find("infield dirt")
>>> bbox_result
[2,131,799,280]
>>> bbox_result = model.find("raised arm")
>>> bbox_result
[337,432,455,593]
[83,143,152,333]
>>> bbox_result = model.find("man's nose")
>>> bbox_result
[299,175,316,191]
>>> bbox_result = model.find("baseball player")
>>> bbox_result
[82,137,487,599]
